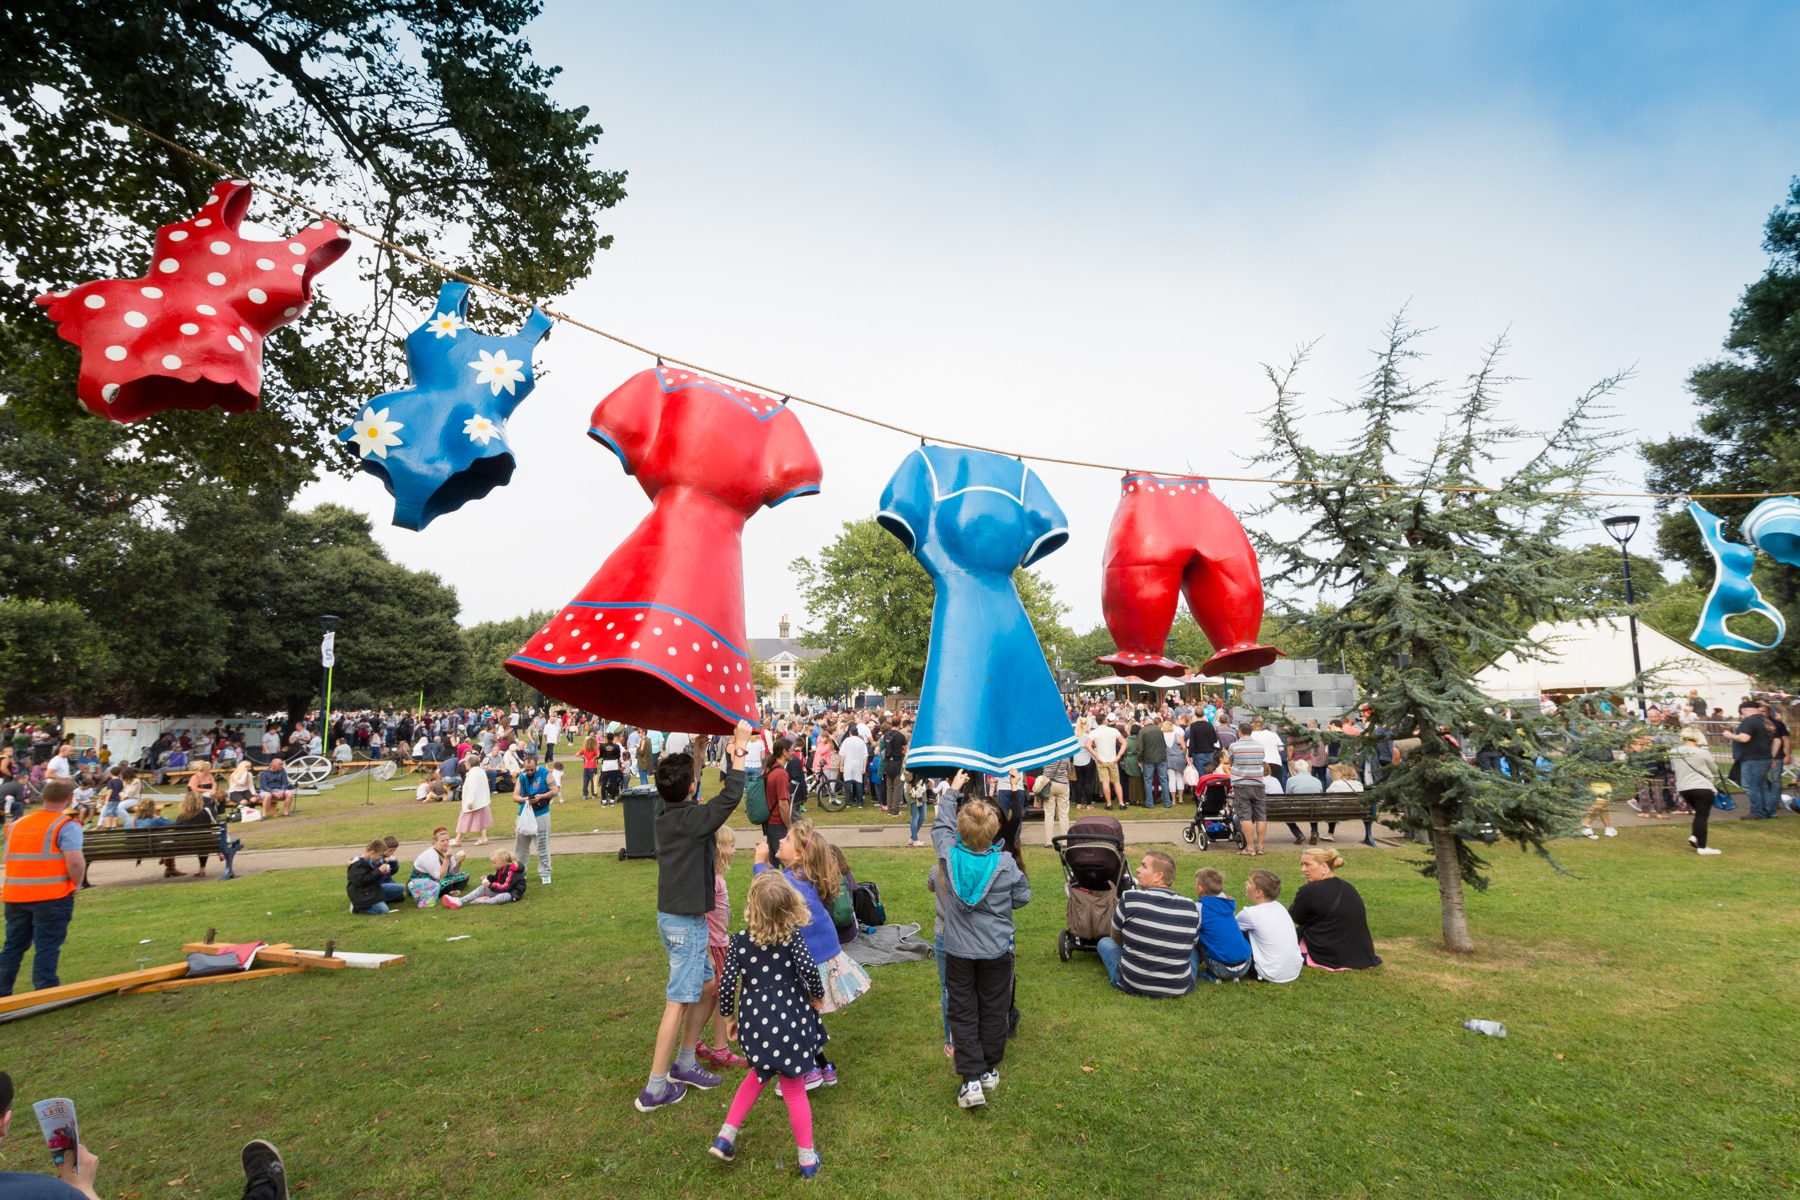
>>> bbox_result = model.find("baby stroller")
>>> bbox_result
[1051,814,1131,962]
[1181,772,1246,851]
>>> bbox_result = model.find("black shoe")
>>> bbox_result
[242,1139,288,1200]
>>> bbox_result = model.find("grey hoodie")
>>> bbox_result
[930,795,1031,958]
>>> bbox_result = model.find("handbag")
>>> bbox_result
[515,804,538,836]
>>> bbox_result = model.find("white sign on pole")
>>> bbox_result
[320,631,336,668]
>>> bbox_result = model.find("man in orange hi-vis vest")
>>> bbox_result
[0,778,85,996]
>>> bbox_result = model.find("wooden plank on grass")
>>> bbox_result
[179,943,345,969]
[293,949,405,969]
[0,964,188,1015]
[122,966,306,994]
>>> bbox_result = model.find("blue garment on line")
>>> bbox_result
[877,446,1081,773]
[339,281,552,531]
[1743,496,1800,568]
[1687,501,1785,653]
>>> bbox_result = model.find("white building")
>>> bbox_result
[750,616,826,714]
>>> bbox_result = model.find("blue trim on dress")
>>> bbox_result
[1121,473,1207,488]
[769,484,820,509]
[587,427,632,474]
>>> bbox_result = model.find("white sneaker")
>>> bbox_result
[1603,827,1618,837]
[979,1070,999,1092]
[1582,827,1599,840]
[1689,835,1698,847]
[1696,847,1722,855]
[957,1080,986,1109]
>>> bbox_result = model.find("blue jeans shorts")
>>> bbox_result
[657,911,715,1003]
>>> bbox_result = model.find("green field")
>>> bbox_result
[1,817,1795,1198]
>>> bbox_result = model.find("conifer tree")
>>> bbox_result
[1251,316,1641,952]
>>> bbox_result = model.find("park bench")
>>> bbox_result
[1263,793,1375,827]
[79,824,241,886]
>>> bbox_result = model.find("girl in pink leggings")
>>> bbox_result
[710,870,827,1178]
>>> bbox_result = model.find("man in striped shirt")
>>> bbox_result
[1095,850,1200,996]
[1227,722,1268,855]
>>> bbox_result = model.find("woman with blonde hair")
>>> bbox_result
[1289,847,1381,970]
[1670,727,1724,855]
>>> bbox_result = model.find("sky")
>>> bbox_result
[297,0,1800,637]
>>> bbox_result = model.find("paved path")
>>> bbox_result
[83,801,1734,888]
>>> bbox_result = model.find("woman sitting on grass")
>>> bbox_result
[1288,848,1381,970]
[442,848,526,907]
[407,827,470,907]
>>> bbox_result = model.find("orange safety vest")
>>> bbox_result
[3,809,79,902]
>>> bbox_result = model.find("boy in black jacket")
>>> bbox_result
[347,839,395,915]
[636,719,753,1113]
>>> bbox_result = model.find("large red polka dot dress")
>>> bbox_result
[506,366,823,734]
[35,180,350,423]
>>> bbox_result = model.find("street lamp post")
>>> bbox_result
[1603,515,1647,719]
[318,614,341,749]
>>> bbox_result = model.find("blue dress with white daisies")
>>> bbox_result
[339,281,552,531]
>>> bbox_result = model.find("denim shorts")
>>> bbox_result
[657,911,715,1003]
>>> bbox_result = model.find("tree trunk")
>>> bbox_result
[1427,803,1475,953]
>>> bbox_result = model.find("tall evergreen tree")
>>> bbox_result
[1251,319,1641,952]
[1643,177,1800,684]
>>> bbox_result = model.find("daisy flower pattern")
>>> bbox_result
[463,414,503,446]
[471,349,526,395]
[348,406,405,458]
[427,310,466,338]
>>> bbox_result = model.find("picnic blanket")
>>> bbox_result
[844,922,934,967]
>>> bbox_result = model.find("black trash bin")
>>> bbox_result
[619,784,661,860]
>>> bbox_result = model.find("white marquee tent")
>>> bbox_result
[1474,617,1756,714]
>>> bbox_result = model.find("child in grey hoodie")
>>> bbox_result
[930,770,1031,1110]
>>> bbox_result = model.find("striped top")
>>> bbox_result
[1110,886,1201,996]
[1227,740,1265,779]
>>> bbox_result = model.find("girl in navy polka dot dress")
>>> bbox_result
[710,869,827,1177]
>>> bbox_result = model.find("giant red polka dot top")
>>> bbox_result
[35,180,350,423]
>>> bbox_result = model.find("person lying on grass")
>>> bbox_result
[442,849,527,907]
[1235,869,1302,983]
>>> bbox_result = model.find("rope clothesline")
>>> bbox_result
[76,101,1796,503]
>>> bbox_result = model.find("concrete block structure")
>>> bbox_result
[1235,658,1361,724]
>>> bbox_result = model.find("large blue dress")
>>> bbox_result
[877,446,1081,773]
[339,281,552,531]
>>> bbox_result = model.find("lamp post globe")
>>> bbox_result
[1602,515,1646,718]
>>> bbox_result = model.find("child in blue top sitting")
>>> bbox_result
[1192,866,1254,982]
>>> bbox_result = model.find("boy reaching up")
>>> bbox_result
[931,770,1031,1110]
[637,720,755,1113]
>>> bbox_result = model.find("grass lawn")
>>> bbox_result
[203,766,1189,853]
[2,819,1796,1198]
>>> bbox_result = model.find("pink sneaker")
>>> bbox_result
[713,1048,748,1069]
[441,895,462,909]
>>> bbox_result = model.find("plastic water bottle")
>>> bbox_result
[1463,1019,1506,1038]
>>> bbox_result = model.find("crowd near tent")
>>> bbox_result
[1474,617,1756,715]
